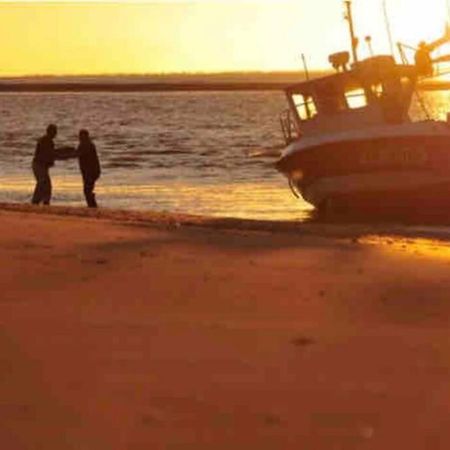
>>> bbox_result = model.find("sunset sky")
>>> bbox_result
[0,0,449,76]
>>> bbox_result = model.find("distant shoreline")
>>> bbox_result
[0,81,447,93]
[0,82,290,92]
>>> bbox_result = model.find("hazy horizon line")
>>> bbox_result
[0,69,328,80]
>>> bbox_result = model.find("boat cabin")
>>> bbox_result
[281,56,418,144]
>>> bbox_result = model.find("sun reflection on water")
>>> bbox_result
[0,176,313,221]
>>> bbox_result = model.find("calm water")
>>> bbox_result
[0,90,449,220]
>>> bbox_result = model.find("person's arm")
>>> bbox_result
[433,54,450,63]
[54,146,78,160]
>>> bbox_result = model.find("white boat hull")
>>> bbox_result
[277,122,450,212]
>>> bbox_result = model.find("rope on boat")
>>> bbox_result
[414,88,432,120]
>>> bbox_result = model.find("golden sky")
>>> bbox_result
[0,0,449,76]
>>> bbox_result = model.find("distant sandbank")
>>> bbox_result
[0,72,445,92]
[0,81,291,92]
[0,71,310,92]
[0,81,446,92]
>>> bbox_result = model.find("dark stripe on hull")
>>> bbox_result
[300,180,450,212]
[276,135,450,178]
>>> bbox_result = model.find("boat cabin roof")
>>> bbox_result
[279,56,419,141]
[285,56,417,97]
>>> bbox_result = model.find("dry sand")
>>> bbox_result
[1,205,450,450]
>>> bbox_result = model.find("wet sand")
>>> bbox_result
[1,205,450,449]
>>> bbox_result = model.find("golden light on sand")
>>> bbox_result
[0,0,449,75]
[361,235,450,260]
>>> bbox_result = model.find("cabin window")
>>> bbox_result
[371,84,383,98]
[293,94,317,121]
[345,88,368,109]
[316,90,347,114]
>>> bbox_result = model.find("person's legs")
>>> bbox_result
[83,177,97,208]
[42,170,52,205]
[31,179,41,205]
[31,162,45,205]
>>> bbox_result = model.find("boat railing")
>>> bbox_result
[279,109,299,144]
[397,43,412,65]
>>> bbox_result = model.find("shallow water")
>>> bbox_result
[0,90,449,220]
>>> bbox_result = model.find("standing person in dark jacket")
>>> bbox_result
[77,129,101,208]
[31,124,57,205]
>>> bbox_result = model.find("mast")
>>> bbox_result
[382,0,396,58]
[301,53,310,80]
[344,0,359,63]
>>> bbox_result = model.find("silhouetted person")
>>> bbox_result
[415,41,435,77]
[31,124,57,205]
[415,26,450,77]
[77,129,101,208]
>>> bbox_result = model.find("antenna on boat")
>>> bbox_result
[382,0,396,58]
[365,36,374,56]
[301,53,310,80]
[344,1,359,63]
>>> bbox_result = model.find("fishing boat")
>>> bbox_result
[275,1,450,215]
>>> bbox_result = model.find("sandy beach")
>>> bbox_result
[1,205,450,449]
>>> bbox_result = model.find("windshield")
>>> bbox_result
[293,94,318,121]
